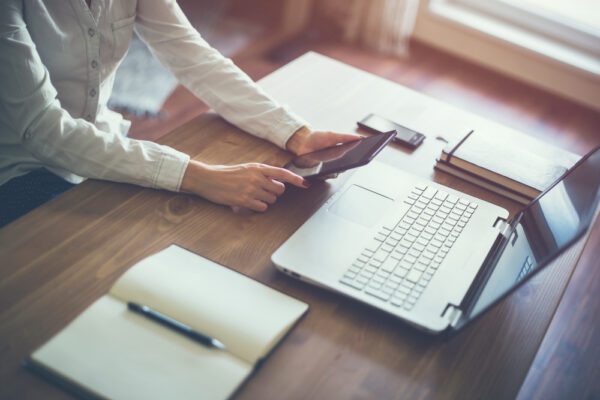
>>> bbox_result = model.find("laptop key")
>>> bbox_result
[365,287,391,301]
[406,269,422,283]
[372,249,389,262]
[360,271,375,280]
[438,228,451,237]
[421,187,437,199]
[403,255,417,264]
[434,191,448,201]
[429,239,443,248]
[413,262,427,272]
[446,194,458,204]
[356,275,370,284]
[357,254,369,263]
[381,258,397,273]
[381,243,394,253]
[390,298,404,307]
[344,270,357,279]
[381,285,395,294]
[364,238,382,252]
[421,232,433,241]
[340,277,364,290]
[349,265,362,274]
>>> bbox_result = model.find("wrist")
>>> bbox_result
[286,126,312,155]
[180,160,212,194]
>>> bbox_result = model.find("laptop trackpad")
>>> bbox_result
[328,185,394,228]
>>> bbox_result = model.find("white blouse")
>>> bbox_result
[0,0,306,191]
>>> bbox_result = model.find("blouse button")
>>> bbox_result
[91,60,98,69]
[88,28,96,37]
[89,88,97,98]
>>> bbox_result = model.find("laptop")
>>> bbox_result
[272,146,600,334]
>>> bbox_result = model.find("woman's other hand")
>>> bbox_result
[286,126,362,155]
[181,161,309,212]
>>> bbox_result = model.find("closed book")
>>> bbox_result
[438,130,579,199]
[435,160,531,205]
[25,245,308,400]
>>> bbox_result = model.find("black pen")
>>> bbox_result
[127,302,226,350]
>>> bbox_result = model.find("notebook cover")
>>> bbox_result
[440,130,578,195]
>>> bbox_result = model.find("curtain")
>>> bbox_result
[320,0,420,56]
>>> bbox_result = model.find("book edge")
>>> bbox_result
[23,357,105,400]
[435,161,531,205]
[439,154,542,197]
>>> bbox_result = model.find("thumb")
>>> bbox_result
[324,132,362,145]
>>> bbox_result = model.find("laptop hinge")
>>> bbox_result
[494,217,512,239]
[442,303,463,328]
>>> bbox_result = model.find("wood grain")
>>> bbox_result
[1,52,598,400]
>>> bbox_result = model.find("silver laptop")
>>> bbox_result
[272,146,600,334]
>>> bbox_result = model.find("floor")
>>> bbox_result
[126,31,600,400]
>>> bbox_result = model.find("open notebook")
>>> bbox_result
[26,245,308,400]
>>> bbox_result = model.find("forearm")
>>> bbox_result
[23,105,190,191]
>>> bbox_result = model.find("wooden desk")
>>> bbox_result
[0,53,595,399]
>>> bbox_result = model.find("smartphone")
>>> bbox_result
[285,130,396,179]
[357,113,425,149]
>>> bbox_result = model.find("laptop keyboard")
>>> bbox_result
[339,184,478,311]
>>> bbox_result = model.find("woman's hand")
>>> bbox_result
[286,126,362,155]
[180,160,309,212]
[180,127,359,213]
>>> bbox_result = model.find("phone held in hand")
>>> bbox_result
[285,131,396,179]
[357,113,425,149]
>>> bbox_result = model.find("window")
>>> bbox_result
[452,0,600,61]
[413,0,600,110]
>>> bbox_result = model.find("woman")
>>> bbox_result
[0,0,359,227]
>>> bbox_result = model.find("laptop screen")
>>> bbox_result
[464,146,600,321]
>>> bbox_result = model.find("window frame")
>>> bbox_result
[451,0,600,58]
[412,0,600,111]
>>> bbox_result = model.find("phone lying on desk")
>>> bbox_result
[285,130,396,179]
[358,113,425,149]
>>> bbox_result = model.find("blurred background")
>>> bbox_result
[115,0,600,150]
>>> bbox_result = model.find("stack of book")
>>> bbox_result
[435,129,580,204]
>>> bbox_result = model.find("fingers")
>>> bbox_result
[323,132,362,146]
[232,175,285,213]
[228,164,311,214]
[329,132,363,143]
[254,188,278,205]
[245,199,268,212]
[234,192,269,212]
[259,165,308,188]
[231,205,254,215]
[263,178,286,196]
